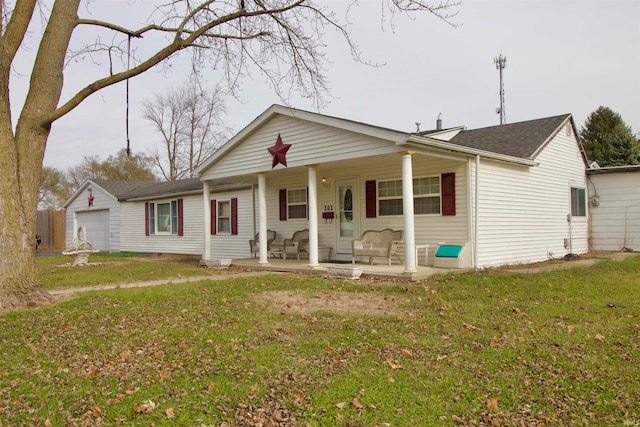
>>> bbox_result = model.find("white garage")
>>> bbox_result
[76,210,111,251]
[64,179,136,252]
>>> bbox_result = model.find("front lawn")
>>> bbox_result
[36,252,219,290]
[1,254,638,426]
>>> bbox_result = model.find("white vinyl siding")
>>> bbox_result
[209,189,255,259]
[121,196,199,255]
[200,114,404,180]
[475,127,588,267]
[589,171,640,251]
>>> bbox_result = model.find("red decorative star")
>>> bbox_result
[267,133,291,168]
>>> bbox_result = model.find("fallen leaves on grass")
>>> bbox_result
[351,398,364,409]
[386,359,403,370]
[133,399,156,414]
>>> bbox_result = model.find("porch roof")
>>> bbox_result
[195,105,577,179]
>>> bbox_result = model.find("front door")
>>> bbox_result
[336,179,359,255]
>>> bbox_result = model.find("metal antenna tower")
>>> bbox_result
[494,54,507,125]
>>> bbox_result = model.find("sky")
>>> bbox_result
[9,0,640,171]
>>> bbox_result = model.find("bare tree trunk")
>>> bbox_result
[0,132,53,310]
[0,0,80,309]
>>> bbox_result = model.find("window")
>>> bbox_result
[378,180,403,216]
[217,200,231,234]
[146,199,183,235]
[413,176,441,215]
[157,202,172,232]
[571,187,586,217]
[377,176,441,216]
[210,198,238,235]
[287,188,307,219]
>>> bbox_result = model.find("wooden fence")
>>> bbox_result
[36,209,66,251]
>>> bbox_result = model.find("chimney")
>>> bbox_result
[436,112,443,130]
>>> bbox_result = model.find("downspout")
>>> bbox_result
[474,155,480,269]
[466,158,475,269]
[203,181,211,261]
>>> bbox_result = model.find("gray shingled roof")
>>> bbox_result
[90,180,154,199]
[91,178,249,201]
[447,114,571,159]
[92,178,203,200]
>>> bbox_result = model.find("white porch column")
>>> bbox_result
[257,173,269,265]
[307,166,320,267]
[203,181,211,261]
[402,152,417,273]
[73,212,78,240]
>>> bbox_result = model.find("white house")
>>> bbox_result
[196,104,590,270]
[119,181,253,257]
[587,165,640,252]
[64,178,254,256]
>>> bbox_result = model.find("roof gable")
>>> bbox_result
[449,114,571,159]
[196,104,410,176]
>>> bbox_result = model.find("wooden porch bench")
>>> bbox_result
[351,228,404,266]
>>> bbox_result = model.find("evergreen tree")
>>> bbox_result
[580,106,639,166]
[600,123,640,166]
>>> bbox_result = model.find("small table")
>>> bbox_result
[269,244,285,258]
[415,244,430,266]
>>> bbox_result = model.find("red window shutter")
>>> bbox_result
[231,198,238,235]
[177,198,184,236]
[365,180,377,218]
[211,199,217,235]
[145,202,150,236]
[441,173,456,216]
[279,189,287,221]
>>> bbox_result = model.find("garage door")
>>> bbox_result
[77,210,110,251]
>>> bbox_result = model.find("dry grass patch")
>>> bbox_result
[259,290,406,317]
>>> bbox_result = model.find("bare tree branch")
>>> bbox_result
[1,0,38,62]
[144,78,229,180]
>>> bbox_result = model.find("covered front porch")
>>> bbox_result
[196,105,480,271]
[228,256,464,282]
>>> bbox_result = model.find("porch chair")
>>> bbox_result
[283,229,309,260]
[249,230,276,258]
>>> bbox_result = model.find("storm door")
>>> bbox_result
[336,179,359,255]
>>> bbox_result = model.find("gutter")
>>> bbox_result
[403,136,539,167]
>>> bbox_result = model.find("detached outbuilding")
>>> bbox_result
[588,165,640,252]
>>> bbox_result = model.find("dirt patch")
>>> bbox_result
[259,290,404,316]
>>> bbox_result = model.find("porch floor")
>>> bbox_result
[229,257,465,282]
